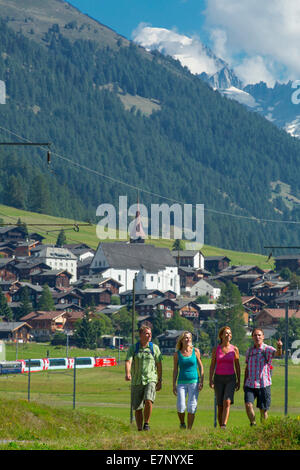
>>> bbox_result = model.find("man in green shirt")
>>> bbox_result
[125,325,163,431]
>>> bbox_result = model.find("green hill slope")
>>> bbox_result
[0,203,273,269]
[0,397,298,450]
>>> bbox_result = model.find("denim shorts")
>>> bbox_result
[244,386,271,410]
[213,374,236,406]
[177,382,199,414]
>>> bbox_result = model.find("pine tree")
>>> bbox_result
[0,288,13,321]
[15,286,33,320]
[37,285,55,311]
[55,229,66,247]
[215,282,246,351]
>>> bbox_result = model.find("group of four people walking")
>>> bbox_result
[125,324,283,431]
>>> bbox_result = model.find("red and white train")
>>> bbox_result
[0,356,116,374]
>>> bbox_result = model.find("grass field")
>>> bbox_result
[0,343,299,450]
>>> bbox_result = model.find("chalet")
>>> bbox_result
[171,250,204,269]
[0,280,19,302]
[90,242,180,295]
[274,254,300,273]
[0,322,32,343]
[135,297,178,319]
[157,330,188,355]
[52,289,83,307]
[251,280,290,304]
[20,310,68,340]
[77,258,93,278]
[0,226,27,242]
[31,269,72,289]
[120,289,164,306]
[178,266,208,292]
[175,299,200,322]
[0,242,14,257]
[198,303,217,321]
[189,278,221,300]
[13,240,41,258]
[12,260,51,281]
[204,256,230,273]
[255,308,300,329]
[0,258,18,282]
[64,310,85,331]
[275,289,300,309]
[242,296,267,315]
[11,282,44,308]
[74,288,112,308]
[79,277,122,295]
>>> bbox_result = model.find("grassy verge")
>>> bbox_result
[1,343,299,449]
[0,397,299,450]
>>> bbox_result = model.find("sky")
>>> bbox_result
[68,0,300,87]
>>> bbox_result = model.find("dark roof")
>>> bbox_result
[99,242,177,271]
[0,322,31,331]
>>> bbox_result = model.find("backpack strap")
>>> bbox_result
[134,341,154,357]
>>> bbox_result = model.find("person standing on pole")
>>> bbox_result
[125,324,163,431]
[244,328,283,426]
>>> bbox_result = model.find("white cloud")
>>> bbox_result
[132,23,220,76]
[205,0,300,85]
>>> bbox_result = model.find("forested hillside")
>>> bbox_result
[1,14,300,253]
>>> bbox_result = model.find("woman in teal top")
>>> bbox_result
[173,331,204,429]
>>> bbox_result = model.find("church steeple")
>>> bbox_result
[130,191,146,243]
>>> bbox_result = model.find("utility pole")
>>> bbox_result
[284,301,289,416]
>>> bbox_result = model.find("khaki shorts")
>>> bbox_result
[131,382,157,410]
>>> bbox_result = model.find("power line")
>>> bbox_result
[2,124,300,225]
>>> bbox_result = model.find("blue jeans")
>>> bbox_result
[177,383,199,414]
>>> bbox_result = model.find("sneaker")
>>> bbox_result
[180,423,186,429]
[143,423,150,431]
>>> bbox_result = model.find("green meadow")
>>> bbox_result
[0,343,299,449]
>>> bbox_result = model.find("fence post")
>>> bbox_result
[28,359,31,402]
[73,357,76,410]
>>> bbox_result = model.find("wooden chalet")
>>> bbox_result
[52,289,83,307]
[274,254,300,272]
[0,226,27,242]
[0,258,18,282]
[251,280,290,304]
[119,289,164,306]
[175,299,200,322]
[255,308,300,329]
[13,240,41,257]
[12,260,51,281]
[135,296,177,319]
[31,269,72,289]
[74,288,112,308]
[0,321,32,343]
[10,282,44,308]
[204,256,230,273]
[157,330,188,355]
[242,296,267,315]
[20,310,67,340]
